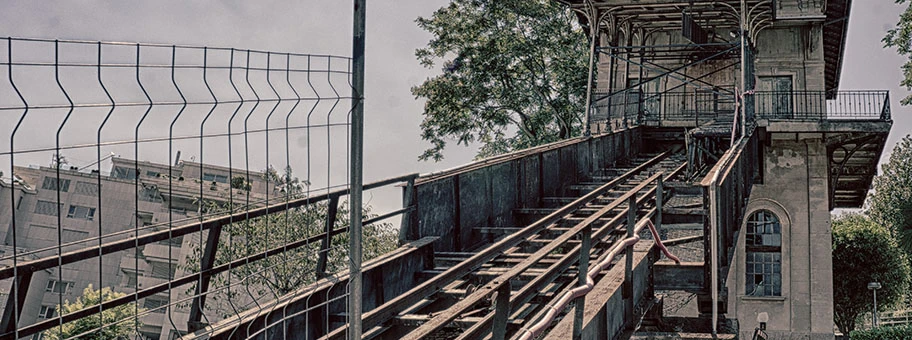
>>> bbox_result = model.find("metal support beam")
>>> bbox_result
[583,2,599,136]
[625,195,636,325]
[492,282,511,340]
[641,59,739,96]
[188,223,224,331]
[573,225,592,340]
[398,177,416,245]
[317,195,341,276]
[740,0,749,142]
[0,272,32,335]
[656,176,663,232]
[349,0,367,337]
[709,182,720,334]
[597,45,740,101]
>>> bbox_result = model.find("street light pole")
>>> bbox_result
[868,282,882,328]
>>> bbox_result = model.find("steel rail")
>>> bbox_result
[321,152,672,340]
[519,218,681,340]
[3,36,352,59]
[400,171,666,339]
[2,179,415,339]
[451,163,687,340]
[0,173,417,282]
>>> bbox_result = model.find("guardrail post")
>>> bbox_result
[0,272,32,335]
[492,281,511,340]
[625,195,636,325]
[350,0,367,338]
[573,225,592,339]
[398,177,416,245]
[709,182,719,334]
[317,195,340,277]
[656,176,663,232]
[882,91,891,120]
[188,221,225,331]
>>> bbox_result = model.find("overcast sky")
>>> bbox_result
[0,1,909,214]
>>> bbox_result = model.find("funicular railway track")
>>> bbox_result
[327,150,689,340]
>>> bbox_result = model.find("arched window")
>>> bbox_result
[745,210,782,296]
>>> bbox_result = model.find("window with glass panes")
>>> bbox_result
[745,210,782,296]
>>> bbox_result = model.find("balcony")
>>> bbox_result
[592,90,891,130]
[754,90,890,122]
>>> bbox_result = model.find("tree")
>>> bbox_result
[262,165,309,194]
[832,213,910,336]
[43,285,142,340]
[182,198,397,318]
[413,0,588,161]
[885,1,912,105]
[868,135,912,255]
[230,176,251,191]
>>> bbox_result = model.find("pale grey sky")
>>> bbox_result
[0,1,909,215]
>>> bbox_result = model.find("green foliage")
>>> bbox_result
[885,0,912,105]
[230,176,251,191]
[833,213,911,336]
[850,325,912,340]
[182,198,398,318]
[868,135,912,254]
[43,285,142,340]
[413,0,588,161]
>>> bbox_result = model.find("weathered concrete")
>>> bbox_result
[198,237,438,340]
[409,128,642,252]
[654,261,703,292]
[727,135,834,340]
[545,241,657,340]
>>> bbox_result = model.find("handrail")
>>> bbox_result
[0,173,419,339]
[518,219,680,340]
[700,128,757,334]
[0,173,418,281]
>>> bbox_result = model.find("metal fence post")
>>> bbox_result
[625,195,636,325]
[573,225,592,339]
[398,177,416,245]
[317,195,340,276]
[656,176,663,231]
[492,282,511,340]
[350,0,367,338]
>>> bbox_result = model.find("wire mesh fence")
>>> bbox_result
[0,33,390,340]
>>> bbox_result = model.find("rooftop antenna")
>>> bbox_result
[78,152,117,171]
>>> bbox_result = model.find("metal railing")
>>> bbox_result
[591,90,890,129]
[0,31,379,340]
[701,129,760,334]
[753,90,890,121]
[592,90,738,128]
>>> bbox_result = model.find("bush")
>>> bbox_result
[850,326,912,340]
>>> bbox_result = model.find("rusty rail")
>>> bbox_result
[518,217,681,340]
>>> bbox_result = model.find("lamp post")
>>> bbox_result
[868,282,882,327]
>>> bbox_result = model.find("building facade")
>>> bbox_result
[561,0,890,338]
[0,158,275,339]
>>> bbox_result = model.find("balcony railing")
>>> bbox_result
[591,90,890,129]
[754,90,890,121]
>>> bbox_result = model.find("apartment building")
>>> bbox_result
[0,157,274,339]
